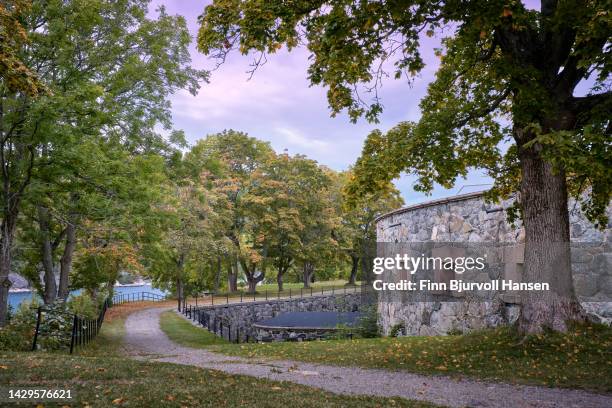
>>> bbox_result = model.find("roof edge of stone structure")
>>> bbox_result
[375,190,488,224]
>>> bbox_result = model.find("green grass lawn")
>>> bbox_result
[0,351,435,407]
[160,311,612,392]
[160,311,228,347]
[242,280,360,292]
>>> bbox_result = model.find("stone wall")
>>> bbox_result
[376,191,612,335]
[193,292,363,341]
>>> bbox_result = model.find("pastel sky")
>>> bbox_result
[148,1,534,205]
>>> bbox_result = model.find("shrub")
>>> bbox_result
[357,305,381,338]
[389,322,406,337]
[67,293,98,319]
[0,299,39,351]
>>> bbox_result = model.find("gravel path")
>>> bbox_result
[122,307,611,408]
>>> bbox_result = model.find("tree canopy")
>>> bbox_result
[198,0,611,333]
[0,0,206,325]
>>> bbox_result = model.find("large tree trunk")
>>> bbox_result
[276,258,291,292]
[176,277,184,311]
[0,214,17,326]
[58,217,77,300]
[246,276,257,293]
[276,267,284,292]
[517,142,585,334]
[348,255,359,285]
[302,262,314,288]
[227,257,238,292]
[176,254,185,310]
[38,206,57,304]
[242,256,265,293]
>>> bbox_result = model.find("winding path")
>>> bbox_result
[123,307,611,408]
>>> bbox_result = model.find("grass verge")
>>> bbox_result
[160,311,227,347]
[0,351,435,407]
[160,311,612,392]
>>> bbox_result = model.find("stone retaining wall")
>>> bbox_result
[194,292,363,341]
[376,191,612,335]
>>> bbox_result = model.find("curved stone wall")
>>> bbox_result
[376,191,612,335]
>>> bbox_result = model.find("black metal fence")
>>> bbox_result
[182,305,251,343]
[181,283,361,310]
[68,297,110,353]
[112,291,166,305]
[31,291,167,353]
[180,284,362,343]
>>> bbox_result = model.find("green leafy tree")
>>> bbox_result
[148,179,218,310]
[244,153,335,291]
[187,131,274,292]
[0,0,45,96]
[333,171,403,285]
[294,166,338,288]
[198,0,611,334]
[0,0,206,324]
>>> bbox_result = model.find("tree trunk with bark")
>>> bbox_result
[176,277,184,311]
[302,262,315,288]
[227,257,238,292]
[276,268,284,292]
[58,216,77,300]
[176,254,185,311]
[348,254,359,285]
[0,212,17,327]
[244,263,265,293]
[516,136,585,334]
[38,206,57,304]
[276,257,291,292]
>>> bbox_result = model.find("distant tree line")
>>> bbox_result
[0,1,402,324]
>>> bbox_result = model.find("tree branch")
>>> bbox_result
[570,91,612,115]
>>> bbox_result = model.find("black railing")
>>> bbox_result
[183,306,251,343]
[181,284,362,343]
[69,297,110,353]
[111,291,166,305]
[183,283,361,309]
[31,297,110,353]
[32,291,167,353]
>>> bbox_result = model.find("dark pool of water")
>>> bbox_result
[255,311,362,329]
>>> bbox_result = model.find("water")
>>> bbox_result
[8,284,166,310]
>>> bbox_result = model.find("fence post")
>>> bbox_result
[289,288,292,299]
[265,290,268,301]
[226,293,229,304]
[31,307,42,351]
[69,314,77,354]
[240,291,243,303]
[253,291,255,302]
[310,287,313,297]
[300,288,303,298]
